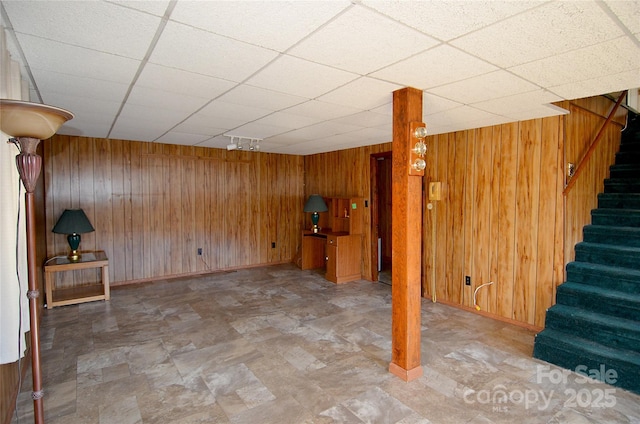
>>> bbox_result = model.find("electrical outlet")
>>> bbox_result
[271,242,276,248]
[197,248,202,256]
[465,276,471,286]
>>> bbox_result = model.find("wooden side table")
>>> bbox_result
[44,251,110,309]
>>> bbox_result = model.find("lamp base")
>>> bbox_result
[312,225,319,233]
[68,250,81,261]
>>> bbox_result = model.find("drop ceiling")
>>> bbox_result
[1,0,638,155]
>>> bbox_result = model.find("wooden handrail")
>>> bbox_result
[563,91,627,196]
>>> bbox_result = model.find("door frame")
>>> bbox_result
[370,151,391,282]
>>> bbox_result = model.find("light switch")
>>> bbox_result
[429,182,442,201]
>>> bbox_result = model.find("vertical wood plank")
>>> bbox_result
[513,120,542,325]
[535,116,561,327]
[462,130,476,307]
[488,125,502,314]
[496,123,518,319]
[473,127,493,311]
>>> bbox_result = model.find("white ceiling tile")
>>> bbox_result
[426,105,502,127]
[135,63,237,99]
[603,0,640,35]
[117,103,191,131]
[344,127,392,144]
[289,6,438,75]
[16,35,140,84]
[510,37,640,89]
[246,55,359,98]
[504,104,569,122]
[110,119,171,142]
[471,89,563,116]
[30,69,129,103]
[427,70,539,104]
[253,112,322,130]
[333,111,390,128]
[549,69,640,100]
[219,85,307,111]
[372,45,497,89]
[126,86,211,112]
[228,122,290,139]
[362,0,542,41]
[170,1,350,51]
[264,133,310,147]
[3,1,160,59]
[149,21,279,81]
[283,100,362,121]
[317,77,400,110]
[371,102,393,116]
[173,114,239,135]
[423,93,464,117]
[282,121,362,141]
[107,1,171,17]
[155,131,212,146]
[57,122,110,138]
[37,92,121,124]
[452,1,624,68]
[199,100,273,123]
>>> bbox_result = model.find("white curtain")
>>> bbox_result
[0,26,30,364]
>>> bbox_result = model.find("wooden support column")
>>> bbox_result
[389,87,423,381]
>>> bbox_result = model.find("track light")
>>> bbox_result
[225,135,262,152]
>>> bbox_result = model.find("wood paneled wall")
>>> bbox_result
[43,137,304,286]
[303,95,625,329]
[421,95,625,328]
[561,97,626,263]
[422,119,565,328]
[304,143,392,281]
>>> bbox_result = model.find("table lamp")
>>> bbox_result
[52,209,95,261]
[303,194,328,233]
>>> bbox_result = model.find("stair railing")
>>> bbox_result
[563,91,627,196]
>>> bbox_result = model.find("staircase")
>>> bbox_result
[533,112,640,395]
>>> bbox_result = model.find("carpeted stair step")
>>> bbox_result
[614,151,640,165]
[533,328,640,394]
[543,304,640,353]
[621,132,640,144]
[619,142,640,152]
[609,164,640,179]
[583,225,640,247]
[591,208,640,227]
[598,193,640,210]
[566,261,640,294]
[575,242,640,270]
[604,178,640,193]
[556,282,640,321]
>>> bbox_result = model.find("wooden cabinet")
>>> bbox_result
[325,234,362,283]
[301,196,364,283]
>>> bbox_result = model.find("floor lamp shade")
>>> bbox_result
[303,194,328,233]
[52,209,95,260]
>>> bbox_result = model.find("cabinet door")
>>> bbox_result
[326,244,337,281]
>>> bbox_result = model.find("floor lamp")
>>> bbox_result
[0,99,73,424]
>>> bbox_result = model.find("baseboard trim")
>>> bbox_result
[434,298,543,333]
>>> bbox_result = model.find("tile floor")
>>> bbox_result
[11,264,640,423]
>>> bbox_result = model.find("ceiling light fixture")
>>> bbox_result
[225,135,262,152]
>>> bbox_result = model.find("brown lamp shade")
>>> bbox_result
[0,99,73,139]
